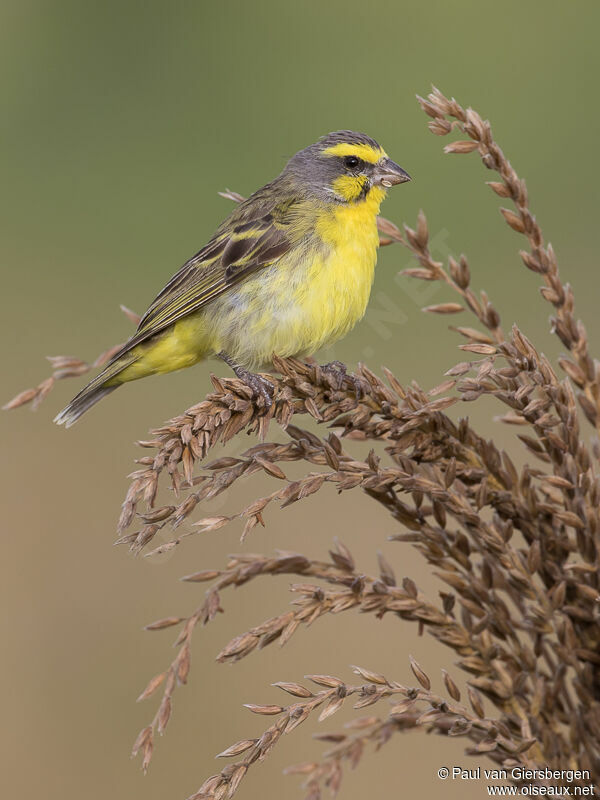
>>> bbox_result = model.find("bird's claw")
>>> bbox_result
[320,360,363,400]
[235,368,275,409]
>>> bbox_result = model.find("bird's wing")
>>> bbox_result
[111,198,294,360]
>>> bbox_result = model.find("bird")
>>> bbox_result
[55,131,411,427]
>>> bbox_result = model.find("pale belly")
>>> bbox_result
[202,234,379,370]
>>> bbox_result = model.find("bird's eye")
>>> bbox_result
[344,156,360,170]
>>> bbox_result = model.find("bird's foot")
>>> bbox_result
[217,350,275,409]
[234,366,275,409]
[320,360,363,400]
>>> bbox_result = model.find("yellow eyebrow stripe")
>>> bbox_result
[322,142,386,163]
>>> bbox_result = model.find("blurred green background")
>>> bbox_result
[2,2,600,798]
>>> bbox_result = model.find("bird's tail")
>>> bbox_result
[54,385,118,428]
[54,352,136,427]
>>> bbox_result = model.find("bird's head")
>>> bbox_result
[284,130,411,204]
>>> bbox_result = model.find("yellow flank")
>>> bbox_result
[115,316,210,382]
[322,142,386,163]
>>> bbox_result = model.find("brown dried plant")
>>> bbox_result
[7,89,600,798]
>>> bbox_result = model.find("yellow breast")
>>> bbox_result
[304,186,384,345]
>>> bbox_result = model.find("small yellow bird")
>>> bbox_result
[55,131,410,426]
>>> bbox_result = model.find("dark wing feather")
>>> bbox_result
[110,192,294,361]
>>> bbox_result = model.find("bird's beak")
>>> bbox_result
[373,158,411,188]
